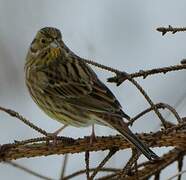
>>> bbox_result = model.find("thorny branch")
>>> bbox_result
[85,151,90,179]
[60,154,68,180]
[99,148,185,180]
[107,63,186,85]
[0,118,186,161]
[167,170,186,180]
[0,106,48,136]
[128,102,182,126]
[90,148,118,179]
[119,149,140,179]
[156,25,186,36]
[63,168,120,180]
[177,152,184,180]
[125,74,168,128]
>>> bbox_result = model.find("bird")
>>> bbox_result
[25,27,158,160]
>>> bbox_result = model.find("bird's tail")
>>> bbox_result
[109,117,158,160]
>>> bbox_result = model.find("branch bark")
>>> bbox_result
[0,119,186,162]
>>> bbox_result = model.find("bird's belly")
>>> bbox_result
[42,106,93,127]
[30,90,93,127]
[26,79,109,127]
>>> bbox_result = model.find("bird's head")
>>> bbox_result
[29,27,62,54]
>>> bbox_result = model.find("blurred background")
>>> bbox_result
[0,0,186,179]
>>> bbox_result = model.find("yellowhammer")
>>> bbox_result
[25,27,158,160]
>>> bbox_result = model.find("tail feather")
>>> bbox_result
[110,118,158,160]
[121,128,158,160]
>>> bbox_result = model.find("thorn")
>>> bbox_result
[156,27,164,32]
[107,76,118,83]
[172,30,177,34]
[162,31,167,36]
[181,59,186,64]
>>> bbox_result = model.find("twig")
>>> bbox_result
[103,149,140,179]
[0,106,48,136]
[63,168,120,180]
[177,152,184,180]
[99,148,179,180]
[107,64,186,83]
[156,25,186,36]
[1,119,186,161]
[60,154,68,180]
[90,148,118,179]
[85,151,90,179]
[131,160,155,171]
[81,58,121,74]
[129,103,182,126]
[181,59,186,64]
[154,171,160,180]
[120,149,140,178]
[159,103,182,123]
[6,161,55,180]
[134,159,139,180]
[166,170,186,180]
[82,58,186,82]
[0,136,74,153]
[100,147,183,180]
[124,75,167,128]
[125,148,185,180]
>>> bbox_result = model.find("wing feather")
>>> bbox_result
[35,53,128,118]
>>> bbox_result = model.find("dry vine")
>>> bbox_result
[1,26,186,179]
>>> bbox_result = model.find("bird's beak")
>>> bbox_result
[50,40,60,48]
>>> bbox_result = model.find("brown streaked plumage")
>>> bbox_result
[25,27,158,160]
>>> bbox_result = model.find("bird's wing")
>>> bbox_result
[37,55,128,118]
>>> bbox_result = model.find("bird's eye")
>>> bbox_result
[40,38,46,44]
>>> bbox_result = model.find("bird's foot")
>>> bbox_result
[89,124,97,145]
[46,132,58,146]
[89,132,97,145]
[46,125,68,146]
